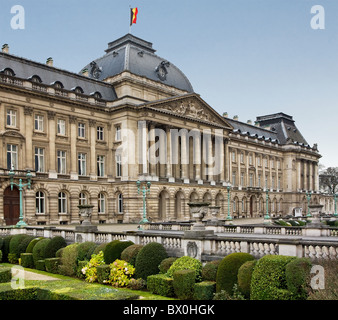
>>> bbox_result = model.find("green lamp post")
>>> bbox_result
[264,188,270,220]
[9,168,32,228]
[137,179,151,229]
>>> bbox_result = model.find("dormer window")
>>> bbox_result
[73,86,84,94]
[91,91,102,99]
[52,81,64,89]
[29,75,42,83]
[2,68,15,76]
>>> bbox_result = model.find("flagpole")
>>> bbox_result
[129,5,132,34]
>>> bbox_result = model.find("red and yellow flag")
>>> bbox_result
[130,7,138,26]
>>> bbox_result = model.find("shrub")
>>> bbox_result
[32,238,51,267]
[167,256,202,282]
[97,264,111,284]
[26,237,44,253]
[81,251,105,283]
[35,260,45,271]
[0,268,12,283]
[104,240,134,265]
[108,259,135,287]
[147,274,174,297]
[285,257,312,300]
[121,244,143,266]
[9,234,34,263]
[8,253,17,264]
[45,258,61,274]
[0,237,3,251]
[0,250,2,263]
[173,270,195,300]
[76,241,97,263]
[237,260,257,298]
[59,243,79,276]
[202,260,221,281]
[44,236,67,259]
[159,257,177,274]
[194,281,216,300]
[2,236,13,262]
[128,278,146,290]
[250,255,296,300]
[135,242,168,280]
[93,242,108,255]
[216,253,255,294]
[20,253,34,268]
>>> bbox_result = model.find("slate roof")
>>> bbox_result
[0,52,117,101]
[81,34,194,93]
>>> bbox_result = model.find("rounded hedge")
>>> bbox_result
[103,240,134,264]
[202,260,221,282]
[9,234,35,262]
[159,257,177,274]
[1,236,13,263]
[135,242,168,280]
[76,241,97,262]
[173,269,196,300]
[44,236,67,259]
[216,253,255,294]
[0,237,3,251]
[237,260,257,298]
[59,243,80,276]
[121,244,143,266]
[167,256,202,282]
[250,255,296,300]
[26,237,44,253]
[32,238,51,266]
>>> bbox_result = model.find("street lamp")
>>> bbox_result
[225,182,232,222]
[9,167,32,228]
[264,188,270,220]
[137,179,151,229]
[306,191,312,217]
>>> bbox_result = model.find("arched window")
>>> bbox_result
[73,86,84,94]
[2,68,15,76]
[98,193,105,213]
[29,75,42,83]
[36,191,45,214]
[58,192,67,214]
[79,192,87,205]
[52,81,64,89]
[117,193,123,214]
[91,91,102,99]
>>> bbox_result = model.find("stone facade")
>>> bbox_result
[0,34,324,226]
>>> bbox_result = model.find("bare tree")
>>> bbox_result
[320,167,338,194]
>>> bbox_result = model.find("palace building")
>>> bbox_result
[0,34,326,226]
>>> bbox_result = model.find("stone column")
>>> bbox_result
[48,111,57,179]
[138,120,148,176]
[194,132,201,182]
[24,107,33,170]
[181,130,188,182]
[297,160,301,190]
[166,126,173,181]
[149,123,157,178]
[304,161,308,191]
[309,162,313,191]
[69,116,78,180]
[314,162,319,191]
[89,119,97,181]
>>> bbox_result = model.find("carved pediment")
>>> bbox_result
[0,130,25,140]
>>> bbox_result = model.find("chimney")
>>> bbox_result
[81,68,89,77]
[247,120,252,125]
[2,44,9,54]
[254,121,260,127]
[233,115,238,121]
[46,57,53,67]
[223,112,228,118]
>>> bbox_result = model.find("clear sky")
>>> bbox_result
[1,0,337,168]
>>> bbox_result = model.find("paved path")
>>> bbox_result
[11,267,59,281]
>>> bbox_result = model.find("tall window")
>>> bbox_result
[115,125,121,141]
[97,126,104,141]
[6,109,16,127]
[78,153,86,176]
[118,193,123,214]
[34,115,44,132]
[36,191,45,214]
[249,173,254,187]
[35,147,45,172]
[57,119,66,135]
[58,192,67,213]
[240,172,244,186]
[97,155,105,177]
[79,192,87,205]
[78,123,85,138]
[7,144,18,169]
[98,193,105,213]
[232,171,236,186]
[116,154,122,177]
[258,174,262,187]
[57,150,66,174]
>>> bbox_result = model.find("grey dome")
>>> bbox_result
[81,34,194,93]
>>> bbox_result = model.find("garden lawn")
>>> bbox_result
[0,264,175,300]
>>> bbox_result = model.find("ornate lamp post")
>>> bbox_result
[264,188,270,220]
[226,182,232,222]
[8,168,32,228]
[306,191,312,217]
[137,179,151,229]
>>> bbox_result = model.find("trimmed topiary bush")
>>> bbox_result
[2,236,13,263]
[76,241,97,263]
[0,250,2,263]
[97,264,111,284]
[121,244,143,266]
[0,237,4,251]
[147,274,174,297]
[35,260,45,271]
[216,252,255,294]
[45,258,61,274]
[173,269,196,300]
[20,253,34,268]
[237,260,257,298]
[44,236,67,259]
[104,240,134,265]
[250,255,296,300]
[285,257,312,300]
[59,243,79,276]
[159,257,177,274]
[93,242,108,255]
[26,237,44,253]
[194,281,216,300]
[0,268,12,283]
[167,256,202,282]
[9,234,35,263]
[202,260,221,282]
[135,242,168,280]
[32,238,51,267]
